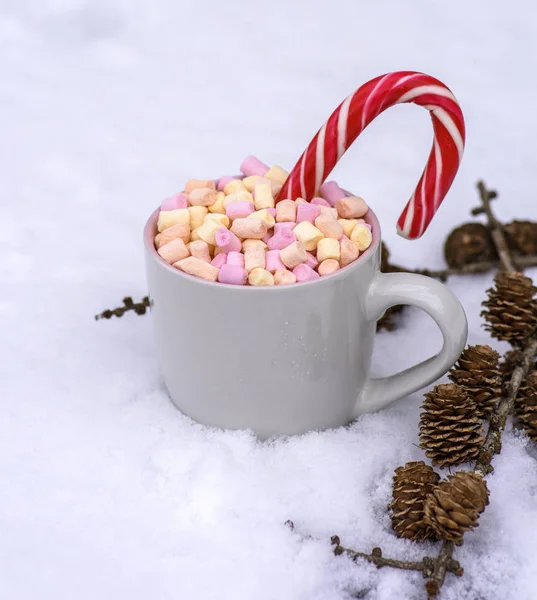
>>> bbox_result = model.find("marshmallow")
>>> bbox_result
[319,181,346,206]
[161,193,188,211]
[265,249,286,273]
[262,231,274,245]
[230,218,268,240]
[318,206,339,219]
[215,228,242,253]
[280,241,308,269]
[188,240,212,263]
[226,201,255,221]
[217,176,235,191]
[311,197,331,208]
[293,221,324,251]
[335,196,368,219]
[295,197,307,205]
[318,259,341,276]
[174,256,219,282]
[350,223,373,250]
[211,252,228,269]
[208,191,226,214]
[157,209,190,232]
[274,269,297,285]
[242,239,267,251]
[157,238,190,264]
[305,252,319,269]
[240,155,269,176]
[248,268,274,286]
[243,176,264,192]
[267,207,276,217]
[292,264,320,282]
[275,199,296,223]
[244,244,266,273]
[188,206,208,230]
[274,222,295,235]
[188,187,218,207]
[296,203,321,224]
[317,238,341,262]
[190,228,201,241]
[253,183,275,210]
[227,251,245,268]
[267,228,296,250]
[223,179,248,195]
[218,264,248,285]
[154,223,190,248]
[196,219,223,246]
[248,208,275,227]
[338,218,358,238]
[184,179,216,193]
[315,215,343,239]
[264,165,288,184]
[204,213,230,228]
[340,239,360,267]
[223,190,254,206]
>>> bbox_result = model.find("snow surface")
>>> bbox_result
[2,1,537,598]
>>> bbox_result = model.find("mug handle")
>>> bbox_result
[353,271,468,417]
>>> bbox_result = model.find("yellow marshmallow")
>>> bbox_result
[314,215,343,239]
[157,238,190,264]
[248,268,275,286]
[174,256,219,282]
[190,227,201,241]
[280,241,307,269]
[338,219,358,238]
[157,209,190,232]
[265,165,288,184]
[195,219,222,246]
[208,191,226,214]
[350,224,373,251]
[317,238,341,262]
[253,183,275,210]
[242,176,264,192]
[274,269,297,285]
[248,208,275,228]
[244,245,266,273]
[188,206,208,230]
[204,213,230,228]
[242,239,267,251]
[318,206,338,219]
[293,221,324,251]
[223,179,247,195]
[223,190,254,207]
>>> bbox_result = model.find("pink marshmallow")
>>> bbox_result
[240,155,269,177]
[267,207,276,217]
[217,176,236,192]
[296,203,321,224]
[311,196,331,208]
[319,181,346,206]
[293,264,320,282]
[262,231,274,245]
[225,201,255,220]
[274,222,296,235]
[227,251,245,268]
[211,252,228,268]
[267,229,296,250]
[161,193,188,211]
[215,228,242,253]
[265,250,286,274]
[305,252,319,269]
[339,234,350,242]
[218,264,248,285]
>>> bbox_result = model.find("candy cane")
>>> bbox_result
[276,71,465,239]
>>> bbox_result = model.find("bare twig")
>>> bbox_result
[95,296,150,320]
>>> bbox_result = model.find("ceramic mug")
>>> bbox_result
[144,206,467,439]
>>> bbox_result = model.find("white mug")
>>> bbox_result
[144,206,467,439]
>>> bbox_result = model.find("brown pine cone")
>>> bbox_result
[448,345,501,418]
[504,220,537,256]
[389,461,440,542]
[514,371,537,442]
[419,384,484,468]
[481,272,537,347]
[424,471,489,543]
[444,223,497,268]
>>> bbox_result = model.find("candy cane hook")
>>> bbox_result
[276,71,465,239]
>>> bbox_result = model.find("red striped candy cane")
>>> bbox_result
[276,71,465,239]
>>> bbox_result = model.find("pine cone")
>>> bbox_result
[424,471,489,543]
[481,272,537,346]
[444,223,497,268]
[448,345,501,418]
[514,371,537,442]
[419,384,484,468]
[504,220,537,256]
[389,461,440,542]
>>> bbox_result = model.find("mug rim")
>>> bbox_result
[144,204,382,291]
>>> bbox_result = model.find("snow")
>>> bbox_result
[2,1,537,598]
